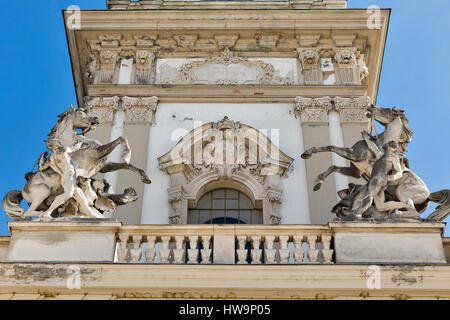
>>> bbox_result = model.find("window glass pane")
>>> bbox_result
[226,199,238,209]
[239,195,253,209]
[189,188,260,225]
[197,195,211,209]
[212,210,226,224]
[226,211,239,224]
[199,211,212,224]
[212,199,225,209]
[226,189,238,198]
[212,189,225,198]
[240,210,252,224]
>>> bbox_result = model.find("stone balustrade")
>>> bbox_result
[114,225,334,265]
[116,225,214,264]
[3,221,447,265]
[234,226,334,264]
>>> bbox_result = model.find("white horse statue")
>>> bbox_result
[2,106,150,220]
[301,104,449,222]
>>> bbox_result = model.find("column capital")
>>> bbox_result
[121,96,159,124]
[334,96,372,123]
[84,96,120,123]
[294,96,332,123]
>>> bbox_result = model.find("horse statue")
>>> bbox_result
[2,106,151,220]
[301,104,450,222]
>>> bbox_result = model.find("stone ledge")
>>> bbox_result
[7,221,122,263]
[0,263,449,300]
[330,222,447,265]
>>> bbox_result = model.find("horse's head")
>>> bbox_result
[366,105,413,153]
[366,104,405,125]
[69,106,99,134]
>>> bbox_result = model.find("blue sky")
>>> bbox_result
[0,0,448,236]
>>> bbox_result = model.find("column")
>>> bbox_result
[294,96,336,224]
[327,109,349,195]
[103,58,135,191]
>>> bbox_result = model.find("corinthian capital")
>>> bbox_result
[84,96,120,123]
[333,96,372,123]
[121,96,159,124]
[294,96,332,123]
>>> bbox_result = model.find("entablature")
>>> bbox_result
[64,9,389,106]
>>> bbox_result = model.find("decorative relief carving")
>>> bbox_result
[97,50,119,84]
[258,34,280,48]
[158,117,294,225]
[296,47,369,85]
[214,35,239,47]
[84,96,120,123]
[334,96,372,123]
[135,50,155,84]
[159,48,293,85]
[85,54,98,84]
[334,49,359,85]
[121,96,159,124]
[296,34,321,47]
[134,34,157,48]
[297,48,322,85]
[174,34,198,48]
[294,96,372,124]
[294,96,332,123]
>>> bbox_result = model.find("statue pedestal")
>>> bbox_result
[7,221,122,263]
[330,222,447,264]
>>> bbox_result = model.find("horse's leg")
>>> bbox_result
[100,162,151,184]
[23,185,51,217]
[96,138,124,159]
[72,187,104,218]
[302,145,365,162]
[313,164,362,191]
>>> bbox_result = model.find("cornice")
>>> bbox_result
[86,84,368,103]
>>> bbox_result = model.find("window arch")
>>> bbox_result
[187,188,263,224]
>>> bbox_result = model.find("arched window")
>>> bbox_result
[187,189,263,224]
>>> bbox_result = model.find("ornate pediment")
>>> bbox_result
[158,117,294,184]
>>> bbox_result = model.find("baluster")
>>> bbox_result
[145,236,156,263]
[278,235,290,264]
[236,235,248,264]
[321,235,334,264]
[188,235,199,264]
[250,236,262,264]
[173,236,185,264]
[116,234,130,263]
[293,235,305,264]
[160,236,171,263]
[307,235,319,264]
[129,235,143,263]
[264,235,276,264]
[200,235,212,264]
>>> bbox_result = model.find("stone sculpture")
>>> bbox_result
[301,104,450,222]
[2,106,150,221]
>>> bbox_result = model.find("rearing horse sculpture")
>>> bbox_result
[301,105,449,221]
[301,105,412,191]
[2,107,151,220]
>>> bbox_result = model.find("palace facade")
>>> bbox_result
[0,0,449,300]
